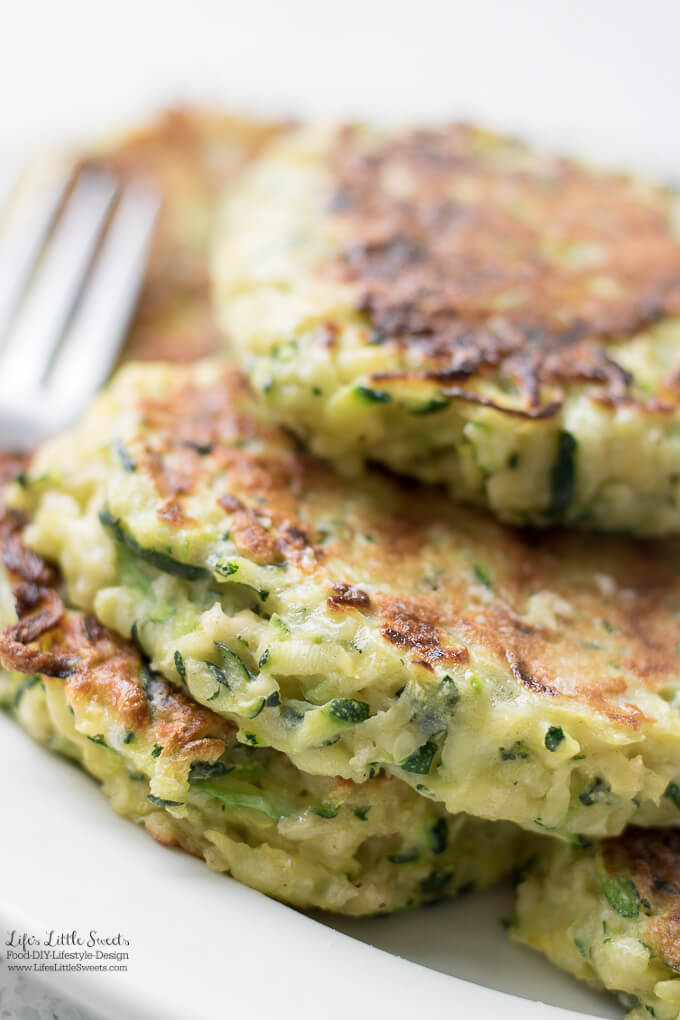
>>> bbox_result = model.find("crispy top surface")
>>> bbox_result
[322,125,680,413]
[32,361,680,729]
[602,828,680,970]
[83,108,282,363]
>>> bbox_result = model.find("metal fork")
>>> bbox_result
[0,158,159,448]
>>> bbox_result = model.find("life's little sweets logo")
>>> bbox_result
[4,929,131,974]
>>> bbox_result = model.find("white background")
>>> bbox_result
[2,0,680,177]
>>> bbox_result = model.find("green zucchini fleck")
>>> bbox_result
[214,561,239,577]
[325,698,371,725]
[567,834,593,849]
[401,739,438,775]
[573,937,590,961]
[215,643,252,685]
[190,779,285,821]
[147,794,184,808]
[87,735,108,748]
[258,649,271,669]
[544,726,565,752]
[428,818,448,855]
[409,396,450,415]
[113,439,136,473]
[579,777,611,806]
[151,744,163,758]
[116,544,152,597]
[99,507,208,581]
[188,761,234,781]
[500,741,529,761]
[473,563,492,589]
[313,802,340,819]
[353,806,371,821]
[149,604,175,623]
[549,430,577,518]
[206,663,230,688]
[420,870,452,898]
[665,781,680,809]
[250,691,281,718]
[601,875,640,918]
[355,385,392,404]
[130,621,144,654]
[469,676,483,696]
[388,848,420,864]
[123,731,135,745]
[280,704,305,726]
[174,650,187,683]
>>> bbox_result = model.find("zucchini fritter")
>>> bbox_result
[214,124,680,534]
[7,360,680,838]
[513,828,680,1019]
[0,492,524,915]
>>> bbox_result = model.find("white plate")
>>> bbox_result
[0,712,619,1020]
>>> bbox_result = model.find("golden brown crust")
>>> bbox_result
[218,494,285,564]
[327,583,371,611]
[135,375,320,571]
[326,125,680,414]
[378,596,470,670]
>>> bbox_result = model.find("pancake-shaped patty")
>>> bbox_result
[513,827,680,1019]
[213,124,680,534]
[7,361,680,838]
[0,485,523,914]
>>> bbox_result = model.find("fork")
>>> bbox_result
[0,158,159,448]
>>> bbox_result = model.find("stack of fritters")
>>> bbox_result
[2,111,680,1015]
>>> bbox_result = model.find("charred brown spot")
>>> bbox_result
[139,377,262,456]
[327,583,371,610]
[157,498,197,528]
[13,581,48,616]
[326,124,680,412]
[143,448,196,498]
[506,655,560,697]
[0,589,76,678]
[218,493,284,565]
[279,523,316,561]
[379,598,470,668]
[0,507,56,588]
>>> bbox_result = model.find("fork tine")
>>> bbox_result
[47,183,159,408]
[0,169,118,397]
[0,159,72,344]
